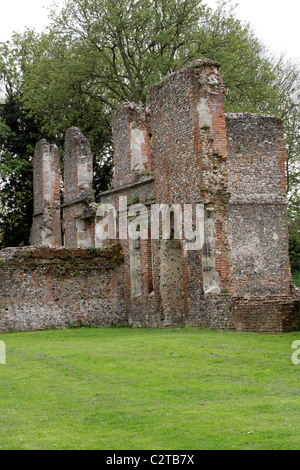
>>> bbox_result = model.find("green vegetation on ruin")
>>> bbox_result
[0,327,300,450]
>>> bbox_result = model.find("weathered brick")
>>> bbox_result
[29,140,62,246]
[5,60,298,333]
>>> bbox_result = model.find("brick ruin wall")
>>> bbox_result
[99,102,158,327]
[233,296,300,333]
[225,113,299,333]
[0,59,299,334]
[99,61,246,330]
[149,60,234,329]
[226,113,292,296]
[0,246,126,332]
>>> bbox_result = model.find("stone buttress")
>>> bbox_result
[62,127,95,248]
[30,139,62,246]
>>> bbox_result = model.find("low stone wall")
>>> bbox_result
[232,295,300,334]
[0,246,126,332]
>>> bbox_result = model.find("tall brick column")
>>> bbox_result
[62,127,95,248]
[150,59,231,326]
[30,139,62,246]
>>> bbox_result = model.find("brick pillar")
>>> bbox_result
[62,127,95,248]
[30,139,62,246]
[112,102,151,188]
[150,59,228,205]
[150,59,231,325]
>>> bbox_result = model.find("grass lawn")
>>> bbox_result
[0,326,300,450]
[292,271,300,287]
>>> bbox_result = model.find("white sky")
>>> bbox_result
[205,0,300,63]
[0,0,55,40]
[0,0,299,62]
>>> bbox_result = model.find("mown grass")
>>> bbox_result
[0,327,300,450]
[292,271,300,287]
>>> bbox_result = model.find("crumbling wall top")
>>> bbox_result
[225,112,282,124]
[63,126,94,204]
[112,102,152,188]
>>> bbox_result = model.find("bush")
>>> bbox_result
[289,219,300,272]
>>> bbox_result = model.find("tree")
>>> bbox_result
[0,32,49,247]
[0,0,299,252]
[16,0,207,143]
[269,53,300,273]
[285,101,300,274]
[21,0,279,118]
[193,1,279,114]
[0,94,46,247]
[5,0,210,206]
[47,0,205,105]
[0,30,114,246]
[21,0,299,186]
[17,0,286,195]
[272,56,300,213]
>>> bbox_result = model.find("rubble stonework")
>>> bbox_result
[29,140,62,246]
[224,113,298,331]
[62,127,95,248]
[149,59,231,327]
[0,246,126,332]
[0,58,299,334]
[112,103,152,188]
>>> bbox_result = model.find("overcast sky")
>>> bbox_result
[0,0,299,62]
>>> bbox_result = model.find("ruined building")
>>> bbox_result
[0,59,299,333]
